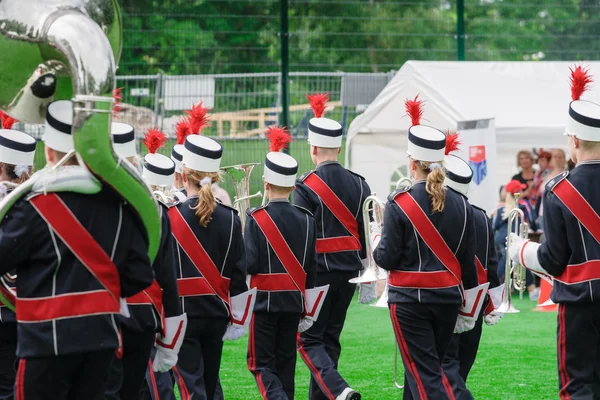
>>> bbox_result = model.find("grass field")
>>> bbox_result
[210,295,558,400]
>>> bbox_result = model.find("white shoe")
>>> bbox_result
[336,388,361,400]
[529,287,540,301]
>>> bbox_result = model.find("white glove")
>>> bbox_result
[154,314,188,373]
[358,282,377,304]
[223,324,246,341]
[119,298,130,318]
[298,318,314,332]
[508,233,525,266]
[484,311,503,326]
[454,315,476,334]
[508,233,552,279]
[370,221,382,248]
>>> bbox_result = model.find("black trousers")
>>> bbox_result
[16,350,114,400]
[0,323,17,400]
[389,302,459,400]
[441,313,484,400]
[248,312,301,400]
[557,303,600,400]
[297,271,356,400]
[174,317,229,400]
[105,327,156,400]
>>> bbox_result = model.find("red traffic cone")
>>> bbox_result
[533,279,557,312]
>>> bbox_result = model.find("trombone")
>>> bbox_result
[496,194,529,314]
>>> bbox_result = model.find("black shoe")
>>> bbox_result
[347,391,361,400]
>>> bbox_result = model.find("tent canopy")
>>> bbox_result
[346,60,600,153]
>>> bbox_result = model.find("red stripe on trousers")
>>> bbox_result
[296,333,336,400]
[558,304,572,400]
[147,360,160,400]
[442,371,457,400]
[390,304,428,400]
[16,359,25,400]
[173,367,190,400]
[248,316,268,399]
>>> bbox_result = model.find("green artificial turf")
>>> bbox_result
[176,295,558,400]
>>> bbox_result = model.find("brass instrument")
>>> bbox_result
[497,194,528,314]
[396,177,413,190]
[152,189,175,205]
[349,194,388,284]
[221,163,262,229]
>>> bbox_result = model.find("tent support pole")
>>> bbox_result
[280,0,290,153]
[457,0,465,61]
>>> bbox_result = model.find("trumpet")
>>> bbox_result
[497,194,529,314]
[221,163,262,230]
[152,189,175,205]
[349,195,388,284]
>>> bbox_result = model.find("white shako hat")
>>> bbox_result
[171,144,184,173]
[407,125,446,162]
[182,135,223,173]
[444,155,473,195]
[0,129,36,166]
[43,100,74,153]
[142,128,175,187]
[264,152,298,187]
[111,122,137,158]
[307,93,342,148]
[565,65,600,141]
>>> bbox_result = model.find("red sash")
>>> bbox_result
[19,194,121,322]
[553,179,600,284]
[168,207,230,304]
[127,279,165,331]
[388,193,462,289]
[249,209,307,292]
[303,173,361,254]
[475,257,488,285]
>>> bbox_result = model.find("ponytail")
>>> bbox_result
[0,163,32,185]
[182,167,221,227]
[414,160,446,213]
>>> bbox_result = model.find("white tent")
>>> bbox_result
[345,61,600,211]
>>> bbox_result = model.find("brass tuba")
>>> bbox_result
[497,193,528,314]
[0,0,161,260]
[221,163,262,230]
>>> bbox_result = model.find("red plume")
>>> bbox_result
[185,102,210,135]
[570,65,593,101]
[0,111,17,129]
[143,128,166,154]
[405,95,423,126]
[445,131,462,155]
[176,117,191,145]
[307,93,329,118]
[267,125,292,152]
[113,87,124,115]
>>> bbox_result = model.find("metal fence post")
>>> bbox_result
[457,0,465,61]
[280,0,290,155]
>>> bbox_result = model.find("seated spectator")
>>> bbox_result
[512,149,537,205]
[493,179,539,301]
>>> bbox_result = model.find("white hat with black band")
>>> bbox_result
[308,118,343,148]
[0,129,36,166]
[182,135,222,173]
[264,152,298,187]
[565,100,600,142]
[444,155,473,196]
[43,100,73,153]
[407,125,446,162]
[171,144,184,173]
[143,153,175,187]
[111,122,137,158]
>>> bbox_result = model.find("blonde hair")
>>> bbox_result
[578,139,600,151]
[182,167,221,227]
[516,150,534,168]
[268,183,294,196]
[0,163,33,184]
[413,160,446,213]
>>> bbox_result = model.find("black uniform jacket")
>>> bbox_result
[538,162,600,304]
[0,187,154,358]
[245,199,317,314]
[171,196,247,320]
[124,201,181,333]
[472,203,500,290]
[293,161,370,274]
[373,183,478,305]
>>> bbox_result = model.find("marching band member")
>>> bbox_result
[111,121,142,171]
[168,134,254,399]
[372,98,479,400]
[0,100,154,399]
[0,113,36,400]
[294,93,369,400]
[171,143,187,201]
[245,127,319,399]
[106,128,185,400]
[441,150,503,399]
[509,65,600,399]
